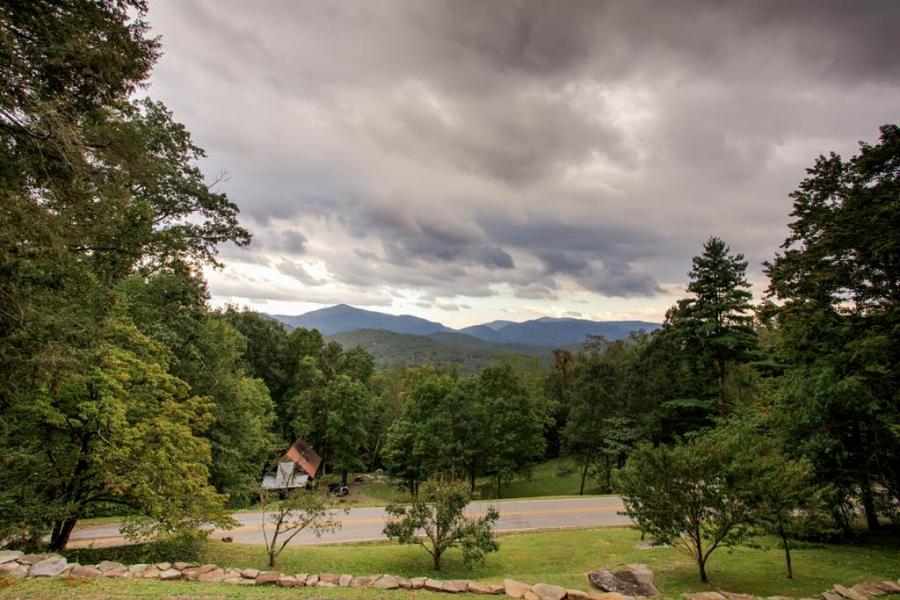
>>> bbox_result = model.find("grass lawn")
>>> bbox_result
[475,457,611,499]
[5,526,898,600]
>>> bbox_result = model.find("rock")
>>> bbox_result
[505,579,532,599]
[69,565,103,578]
[319,573,340,585]
[400,577,413,589]
[256,571,282,585]
[295,573,309,586]
[277,575,299,587]
[97,560,124,572]
[821,593,844,600]
[852,584,883,598]
[444,580,470,593]
[198,567,225,582]
[141,567,162,579]
[469,582,498,595]
[374,574,401,589]
[159,568,182,581]
[834,586,868,600]
[181,566,200,580]
[241,568,260,579]
[352,575,379,587]
[683,594,727,600]
[173,562,194,570]
[492,584,509,594]
[591,594,630,600]
[411,576,427,589]
[533,583,567,600]
[17,554,46,565]
[875,582,900,594]
[426,579,446,592]
[307,573,319,586]
[340,574,354,587]
[198,563,219,574]
[588,564,659,597]
[0,550,23,564]
[30,556,68,577]
[524,590,541,600]
[0,563,28,578]
[721,594,758,600]
[102,566,129,577]
[129,564,149,574]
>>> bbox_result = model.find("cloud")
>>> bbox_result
[146,0,900,322]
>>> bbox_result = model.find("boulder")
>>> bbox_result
[0,563,28,578]
[307,574,319,586]
[373,575,401,589]
[198,563,219,574]
[426,579,446,592]
[129,564,149,574]
[255,570,282,585]
[173,562,194,571]
[155,562,172,571]
[295,573,309,586]
[505,579,532,599]
[69,565,102,578]
[277,575,299,587]
[875,582,900,594]
[198,567,225,583]
[444,580,470,593]
[853,584,885,597]
[319,573,340,585]
[181,566,201,580]
[492,585,508,594]
[524,590,541,600]
[97,560,124,572]
[588,564,659,597]
[102,566,129,577]
[17,554,46,565]
[567,590,591,600]
[0,550,23,564]
[142,567,162,579]
[340,574,354,587]
[400,577,413,589]
[241,568,260,579]
[533,583,567,600]
[411,577,427,589]
[352,575,379,587]
[469,582,498,595]
[159,568,182,581]
[30,556,69,577]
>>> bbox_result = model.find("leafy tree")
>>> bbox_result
[323,375,370,485]
[764,124,900,532]
[666,237,756,418]
[384,478,499,571]
[618,436,754,583]
[259,487,342,567]
[564,356,617,494]
[224,308,290,401]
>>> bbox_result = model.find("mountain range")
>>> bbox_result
[270,305,660,371]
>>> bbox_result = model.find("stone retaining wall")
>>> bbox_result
[2,550,899,600]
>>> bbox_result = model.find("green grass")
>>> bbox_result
[475,457,610,499]
[8,526,897,599]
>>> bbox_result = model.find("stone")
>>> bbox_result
[141,567,161,579]
[173,562,194,570]
[198,567,225,582]
[102,566,129,577]
[277,575,299,587]
[834,585,868,600]
[588,564,659,597]
[17,554,46,565]
[0,563,28,578]
[821,593,844,600]
[591,594,630,600]
[159,568,182,581]
[340,574,354,587]
[155,562,172,571]
[469,582,498,595]
[97,560,124,572]
[532,583,567,600]
[492,584,508,594]
[256,571,282,585]
[411,577,427,589]
[181,566,200,580]
[683,594,727,600]
[426,578,446,592]
[307,573,319,586]
[524,590,541,600]
[441,579,467,593]
[852,584,883,597]
[505,579,532,599]
[295,573,309,586]
[352,575,379,588]
[319,572,341,585]
[721,594,757,600]
[198,563,219,574]
[241,568,260,579]
[68,565,102,578]
[129,564,149,574]
[400,577,413,589]
[374,574,401,589]
[0,550,23,564]
[875,582,900,594]
[30,556,68,577]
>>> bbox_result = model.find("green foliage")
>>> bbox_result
[259,488,342,567]
[384,478,499,570]
[324,375,370,484]
[618,436,755,583]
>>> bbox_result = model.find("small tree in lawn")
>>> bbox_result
[617,437,754,583]
[260,487,343,567]
[383,478,499,571]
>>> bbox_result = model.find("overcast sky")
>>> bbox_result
[145,0,899,328]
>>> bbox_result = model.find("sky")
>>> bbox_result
[144,0,899,329]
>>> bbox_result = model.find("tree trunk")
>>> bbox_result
[852,419,880,532]
[716,357,726,419]
[433,550,442,571]
[48,518,78,551]
[469,468,476,493]
[698,557,708,584]
[268,550,276,567]
[496,474,502,499]
[579,460,589,495]
[778,525,793,579]
[341,470,348,486]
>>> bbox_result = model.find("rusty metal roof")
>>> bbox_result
[284,437,322,479]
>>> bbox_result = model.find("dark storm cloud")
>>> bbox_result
[147,0,900,306]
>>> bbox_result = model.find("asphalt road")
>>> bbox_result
[67,496,630,549]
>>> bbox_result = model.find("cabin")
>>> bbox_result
[260,437,322,492]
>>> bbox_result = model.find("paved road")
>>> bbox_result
[67,496,629,549]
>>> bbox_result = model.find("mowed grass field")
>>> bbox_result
[3,526,898,600]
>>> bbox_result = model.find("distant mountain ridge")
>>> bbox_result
[270,304,660,348]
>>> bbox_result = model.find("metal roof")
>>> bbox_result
[285,437,322,479]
